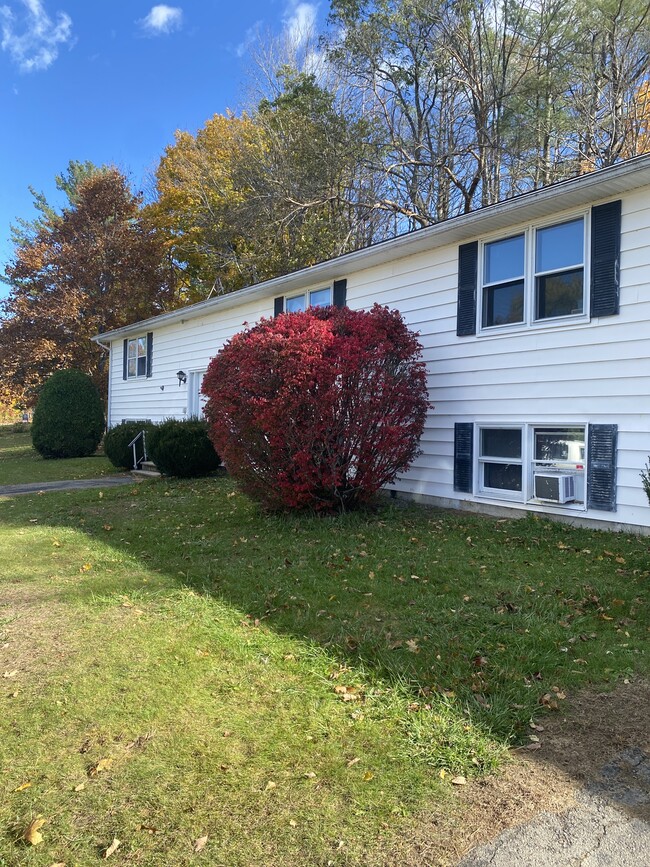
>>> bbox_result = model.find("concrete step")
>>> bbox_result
[132,460,161,479]
[132,469,162,479]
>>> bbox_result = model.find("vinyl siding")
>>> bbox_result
[107,185,650,530]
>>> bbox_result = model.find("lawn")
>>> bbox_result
[0,427,119,486]
[0,475,648,865]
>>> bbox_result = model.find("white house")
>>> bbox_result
[93,154,650,533]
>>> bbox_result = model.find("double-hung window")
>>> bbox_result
[122,332,153,380]
[534,219,585,319]
[481,216,586,330]
[127,336,148,378]
[285,287,332,313]
[478,427,523,497]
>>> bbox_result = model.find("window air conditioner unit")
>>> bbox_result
[533,472,576,504]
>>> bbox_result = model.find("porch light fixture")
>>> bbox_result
[176,370,187,386]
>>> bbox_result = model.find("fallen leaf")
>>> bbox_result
[3,670,18,678]
[88,758,113,777]
[334,685,359,701]
[14,781,32,792]
[363,771,374,781]
[50,862,66,866]
[346,757,360,768]
[74,783,85,792]
[103,838,121,858]
[451,775,467,786]
[194,835,208,852]
[303,771,317,779]
[289,820,297,828]
[24,817,46,846]
[264,780,276,791]
[406,639,420,653]
[439,769,447,779]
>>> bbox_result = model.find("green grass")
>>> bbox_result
[0,476,648,865]
[0,426,118,486]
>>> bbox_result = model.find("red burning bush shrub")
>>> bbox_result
[202,304,429,512]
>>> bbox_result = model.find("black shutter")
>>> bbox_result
[454,422,474,493]
[146,332,153,378]
[587,424,617,511]
[333,278,347,308]
[122,339,128,380]
[457,241,478,336]
[274,297,284,316]
[590,200,621,317]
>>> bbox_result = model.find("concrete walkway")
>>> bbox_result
[0,475,134,496]
[459,746,650,867]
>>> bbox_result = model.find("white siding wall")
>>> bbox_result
[108,186,650,531]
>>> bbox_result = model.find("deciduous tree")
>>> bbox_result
[0,167,174,407]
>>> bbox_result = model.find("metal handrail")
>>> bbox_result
[127,430,148,470]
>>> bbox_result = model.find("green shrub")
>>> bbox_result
[31,370,105,459]
[148,418,220,478]
[103,420,155,469]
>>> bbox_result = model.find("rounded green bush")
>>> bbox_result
[148,418,220,478]
[103,420,155,469]
[31,370,105,459]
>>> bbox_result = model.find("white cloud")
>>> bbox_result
[236,20,262,58]
[282,1,317,51]
[0,0,73,73]
[139,5,183,36]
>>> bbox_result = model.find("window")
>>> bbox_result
[480,216,586,330]
[285,287,332,313]
[475,424,585,505]
[478,427,523,496]
[535,219,584,319]
[457,200,621,337]
[482,235,525,327]
[127,336,147,378]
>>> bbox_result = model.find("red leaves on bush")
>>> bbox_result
[202,304,430,512]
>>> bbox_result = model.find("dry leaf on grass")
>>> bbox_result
[14,781,31,792]
[194,835,208,852]
[103,837,121,858]
[451,775,467,786]
[88,758,113,777]
[23,817,46,846]
[334,684,359,701]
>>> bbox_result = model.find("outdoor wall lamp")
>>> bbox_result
[176,370,187,386]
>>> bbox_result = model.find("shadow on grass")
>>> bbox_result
[1,475,648,753]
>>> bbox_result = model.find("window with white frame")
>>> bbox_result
[477,424,586,505]
[127,336,148,378]
[285,287,332,312]
[481,215,586,330]
[478,427,523,497]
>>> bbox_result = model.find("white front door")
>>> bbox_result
[188,370,207,418]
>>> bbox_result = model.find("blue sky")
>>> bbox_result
[0,0,324,298]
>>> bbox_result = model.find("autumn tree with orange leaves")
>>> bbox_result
[0,167,175,408]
